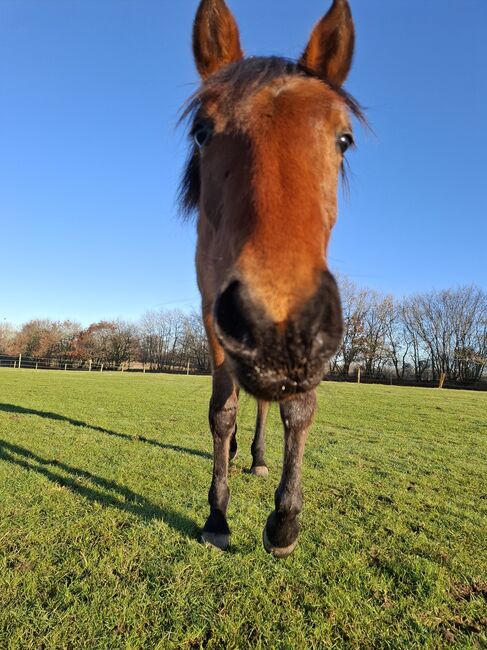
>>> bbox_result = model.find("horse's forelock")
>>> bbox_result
[178,56,366,219]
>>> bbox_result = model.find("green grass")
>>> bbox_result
[0,369,486,649]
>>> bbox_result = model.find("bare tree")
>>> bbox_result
[138,310,173,369]
[383,299,411,380]
[402,286,486,382]
[331,277,368,375]
[138,309,208,371]
[0,322,17,355]
[360,292,392,376]
[180,311,210,372]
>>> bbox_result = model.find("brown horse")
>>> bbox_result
[180,0,363,557]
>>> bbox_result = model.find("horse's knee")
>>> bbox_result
[280,390,316,432]
[209,394,238,439]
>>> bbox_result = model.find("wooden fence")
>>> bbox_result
[1,355,485,390]
[0,355,209,376]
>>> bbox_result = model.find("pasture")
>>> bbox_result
[0,369,485,649]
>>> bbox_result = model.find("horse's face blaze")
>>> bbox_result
[183,0,362,400]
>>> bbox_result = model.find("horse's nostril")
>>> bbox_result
[215,281,256,349]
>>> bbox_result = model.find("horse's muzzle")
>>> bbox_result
[214,271,343,401]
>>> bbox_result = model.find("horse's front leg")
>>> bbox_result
[263,390,316,558]
[251,400,269,477]
[201,365,238,551]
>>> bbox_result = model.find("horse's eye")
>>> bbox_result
[194,125,212,148]
[337,133,354,154]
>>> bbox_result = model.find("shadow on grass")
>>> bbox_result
[0,402,211,460]
[0,437,199,539]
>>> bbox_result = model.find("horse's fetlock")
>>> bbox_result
[275,488,302,518]
[208,481,230,512]
[203,509,230,537]
[277,502,301,519]
[265,510,300,549]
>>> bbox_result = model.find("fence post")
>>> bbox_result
[89,360,92,372]
[100,363,104,373]
[18,354,22,369]
[143,363,146,374]
[64,363,67,372]
[35,362,38,371]
[357,367,361,384]
[438,372,446,389]
[186,360,190,376]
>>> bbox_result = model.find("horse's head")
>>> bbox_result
[182,0,363,401]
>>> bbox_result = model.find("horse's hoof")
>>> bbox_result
[201,531,230,551]
[251,465,269,477]
[262,527,298,559]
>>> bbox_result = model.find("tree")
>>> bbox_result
[0,322,17,355]
[138,310,186,370]
[77,320,137,367]
[383,299,411,380]
[180,311,210,372]
[8,319,80,359]
[360,292,392,376]
[402,286,487,382]
[331,277,368,375]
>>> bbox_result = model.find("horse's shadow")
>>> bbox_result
[0,402,210,540]
[0,402,211,459]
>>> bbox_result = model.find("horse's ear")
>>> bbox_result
[193,0,244,80]
[299,0,355,87]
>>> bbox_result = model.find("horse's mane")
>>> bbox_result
[178,56,366,220]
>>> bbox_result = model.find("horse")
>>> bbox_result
[180,0,364,557]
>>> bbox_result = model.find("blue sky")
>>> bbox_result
[1,0,486,326]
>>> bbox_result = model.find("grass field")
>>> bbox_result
[0,369,486,649]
